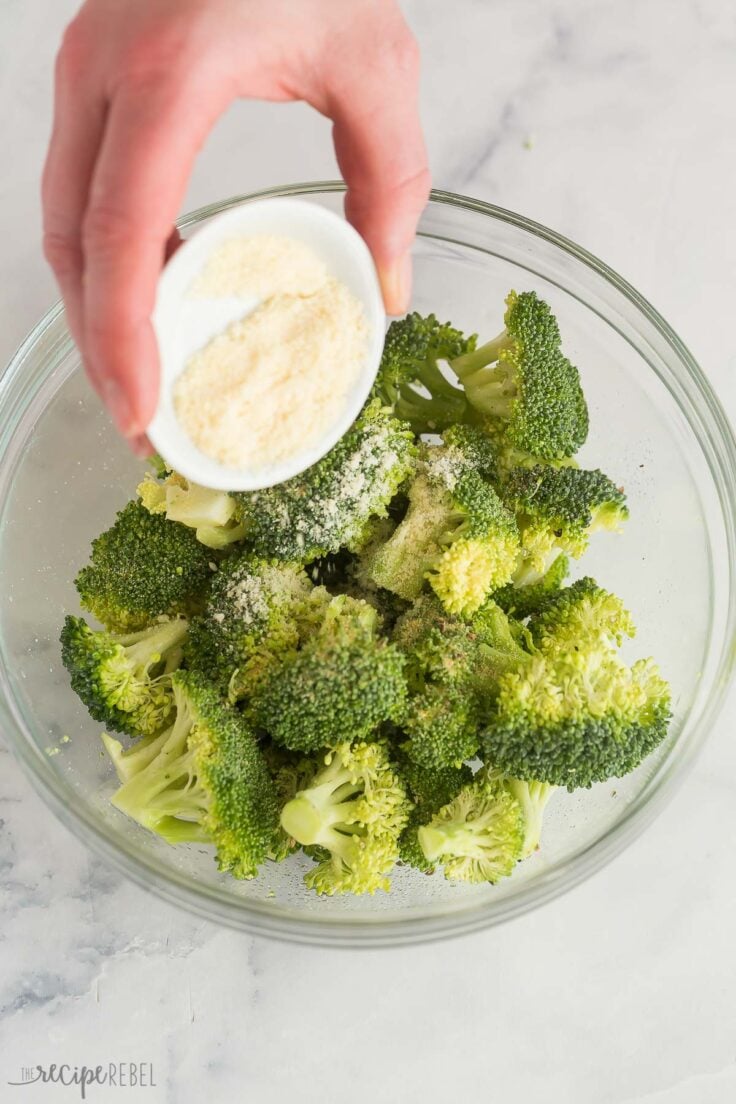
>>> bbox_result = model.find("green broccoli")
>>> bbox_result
[60,615,187,737]
[138,471,248,550]
[502,776,557,858]
[441,423,499,482]
[493,553,570,619]
[528,577,636,653]
[75,500,213,632]
[501,465,628,582]
[372,312,475,433]
[417,769,524,883]
[185,552,322,698]
[450,290,589,461]
[397,756,473,872]
[392,596,527,771]
[366,447,520,616]
[107,670,280,878]
[233,400,416,562]
[280,740,411,894]
[400,681,482,771]
[250,596,408,752]
[483,580,671,789]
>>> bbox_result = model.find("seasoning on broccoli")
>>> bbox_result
[233,399,416,562]
[366,446,519,615]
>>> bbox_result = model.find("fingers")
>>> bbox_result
[327,31,430,314]
[41,21,107,347]
[82,75,230,435]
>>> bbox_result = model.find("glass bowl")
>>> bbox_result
[1,183,734,948]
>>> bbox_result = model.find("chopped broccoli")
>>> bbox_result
[373,312,475,433]
[233,400,416,562]
[185,552,322,697]
[441,423,499,482]
[392,596,526,771]
[138,471,248,549]
[75,500,212,632]
[367,447,520,616]
[501,464,628,581]
[528,577,636,653]
[280,740,411,895]
[417,769,524,883]
[60,615,187,737]
[61,291,674,896]
[107,670,280,877]
[493,554,570,619]
[502,776,557,858]
[483,580,671,789]
[251,596,408,752]
[451,290,589,461]
[400,681,481,770]
[397,756,473,872]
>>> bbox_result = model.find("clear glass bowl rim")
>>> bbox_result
[1,181,735,947]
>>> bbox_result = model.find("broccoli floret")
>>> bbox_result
[373,312,475,433]
[138,471,248,550]
[397,756,473,872]
[392,596,526,771]
[280,740,411,895]
[367,447,520,616]
[107,670,280,877]
[502,776,557,858]
[233,400,416,563]
[441,423,499,482]
[60,615,187,737]
[529,577,636,653]
[493,554,570,619]
[417,769,524,883]
[251,596,408,752]
[501,465,628,581]
[185,553,323,698]
[451,291,589,461]
[400,682,481,770]
[483,581,671,789]
[75,500,213,632]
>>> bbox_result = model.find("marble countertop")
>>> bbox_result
[1,1,735,1101]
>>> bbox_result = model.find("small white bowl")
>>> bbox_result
[148,198,385,491]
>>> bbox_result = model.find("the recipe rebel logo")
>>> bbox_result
[7,1063,156,1098]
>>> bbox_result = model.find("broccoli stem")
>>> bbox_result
[111,701,195,826]
[119,619,189,677]
[451,332,509,378]
[419,816,507,865]
[395,388,468,432]
[281,766,364,846]
[102,731,171,783]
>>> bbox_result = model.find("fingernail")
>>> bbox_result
[379,254,412,316]
[100,376,137,436]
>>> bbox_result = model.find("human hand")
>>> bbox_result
[42,0,429,445]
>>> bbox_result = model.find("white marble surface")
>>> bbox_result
[2,1,736,1101]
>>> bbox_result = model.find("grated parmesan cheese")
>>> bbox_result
[190,234,329,300]
[174,236,369,472]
